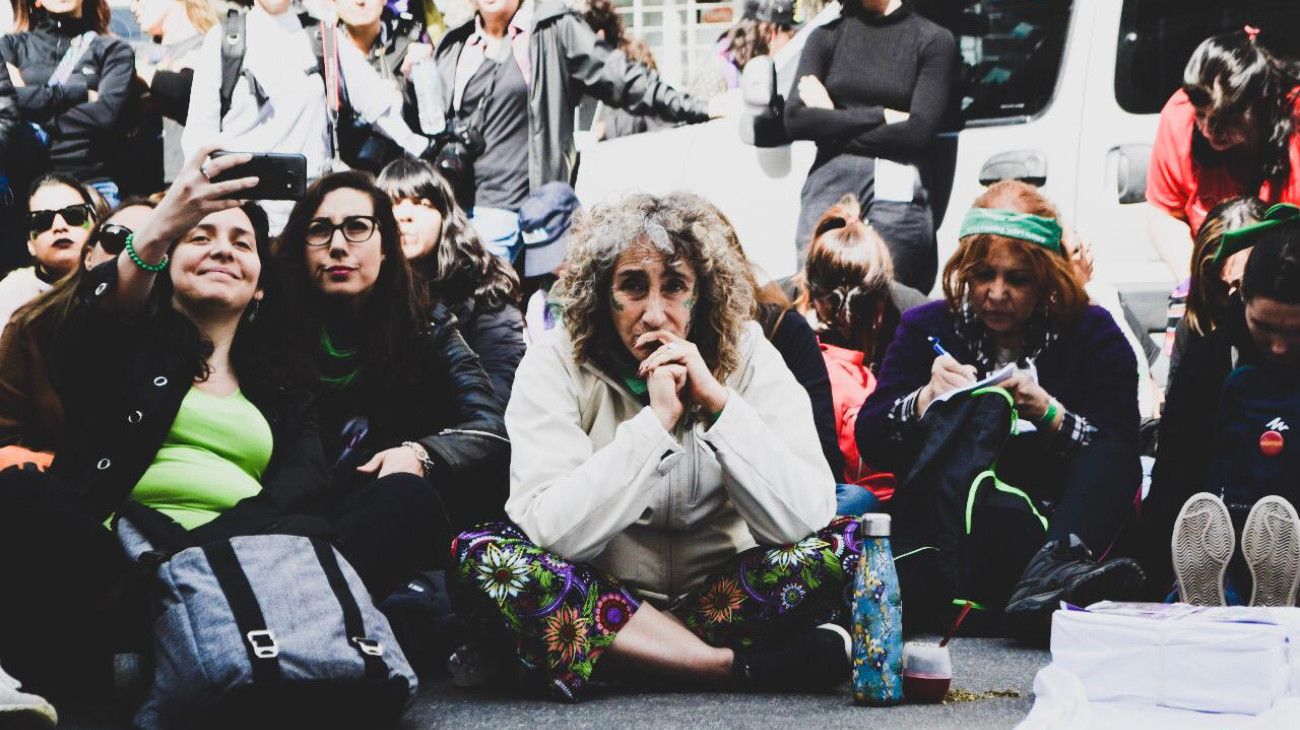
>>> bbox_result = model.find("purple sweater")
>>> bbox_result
[856,300,1139,473]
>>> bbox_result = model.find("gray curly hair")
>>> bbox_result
[554,192,757,381]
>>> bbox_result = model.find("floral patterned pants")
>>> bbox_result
[450,517,862,701]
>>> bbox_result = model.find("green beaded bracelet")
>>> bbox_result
[124,232,169,273]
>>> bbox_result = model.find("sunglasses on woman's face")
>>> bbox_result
[29,204,93,234]
[93,223,134,256]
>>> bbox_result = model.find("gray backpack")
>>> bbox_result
[117,518,418,729]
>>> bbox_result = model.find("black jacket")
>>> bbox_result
[764,304,843,477]
[49,263,329,540]
[0,11,136,182]
[316,303,510,526]
[0,66,20,171]
[448,296,526,404]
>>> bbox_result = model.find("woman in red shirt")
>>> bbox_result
[1147,28,1300,279]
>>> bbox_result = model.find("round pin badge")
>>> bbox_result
[1259,430,1285,458]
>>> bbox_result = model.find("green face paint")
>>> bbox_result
[610,288,625,311]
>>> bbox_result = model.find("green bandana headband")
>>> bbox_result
[1213,203,1300,264]
[959,208,1063,256]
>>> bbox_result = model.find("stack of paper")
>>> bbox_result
[1019,603,1300,728]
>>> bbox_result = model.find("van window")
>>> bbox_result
[1115,0,1300,115]
[918,0,1073,124]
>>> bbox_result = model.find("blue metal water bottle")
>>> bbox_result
[852,513,903,705]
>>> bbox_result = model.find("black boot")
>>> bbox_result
[1004,535,1146,643]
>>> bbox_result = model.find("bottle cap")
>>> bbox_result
[859,513,891,537]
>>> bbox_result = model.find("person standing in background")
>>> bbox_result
[692,0,797,99]
[431,0,717,263]
[131,0,219,183]
[2,0,137,208]
[784,0,956,293]
[181,0,430,232]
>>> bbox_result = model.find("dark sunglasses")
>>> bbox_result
[304,216,379,247]
[93,223,134,256]
[29,204,93,234]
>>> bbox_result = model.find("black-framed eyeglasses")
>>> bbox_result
[93,223,134,256]
[304,216,379,247]
[30,204,93,234]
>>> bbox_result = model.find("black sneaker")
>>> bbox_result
[732,624,851,693]
[1005,535,1146,642]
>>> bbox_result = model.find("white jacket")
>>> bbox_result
[505,322,836,602]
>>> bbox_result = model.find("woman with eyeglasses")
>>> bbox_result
[276,171,509,551]
[1147,28,1300,280]
[376,158,525,402]
[0,174,99,333]
[795,195,928,505]
[0,198,156,469]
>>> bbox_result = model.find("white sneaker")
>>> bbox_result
[0,662,57,728]
[1171,492,1234,606]
[1242,496,1300,607]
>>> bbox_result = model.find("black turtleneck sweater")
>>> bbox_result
[784,3,957,163]
[0,10,135,183]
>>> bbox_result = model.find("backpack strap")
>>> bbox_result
[203,540,283,685]
[46,31,98,88]
[219,8,247,126]
[310,538,389,680]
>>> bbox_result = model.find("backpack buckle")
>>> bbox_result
[246,630,280,659]
[351,637,384,657]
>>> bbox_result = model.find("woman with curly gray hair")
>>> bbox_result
[450,193,859,701]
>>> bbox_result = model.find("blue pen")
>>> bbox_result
[927,336,950,358]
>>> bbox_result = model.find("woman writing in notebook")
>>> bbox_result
[856,181,1145,641]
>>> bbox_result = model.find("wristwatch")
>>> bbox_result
[402,441,436,477]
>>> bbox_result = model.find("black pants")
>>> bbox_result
[0,468,446,695]
[889,394,1140,621]
[795,152,938,294]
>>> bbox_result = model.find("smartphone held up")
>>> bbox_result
[209,152,307,201]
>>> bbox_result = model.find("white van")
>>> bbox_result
[574,0,1299,293]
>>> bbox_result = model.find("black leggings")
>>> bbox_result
[0,468,447,694]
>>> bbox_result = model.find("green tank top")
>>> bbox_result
[131,387,274,530]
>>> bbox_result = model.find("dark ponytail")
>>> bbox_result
[1242,222,1300,305]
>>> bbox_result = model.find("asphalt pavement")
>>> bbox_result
[56,637,1046,729]
[403,637,1045,729]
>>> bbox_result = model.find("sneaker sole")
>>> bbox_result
[1171,493,1233,606]
[1242,496,1300,607]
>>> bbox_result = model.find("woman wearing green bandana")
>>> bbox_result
[1143,202,1300,607]
[858,181,1145,639]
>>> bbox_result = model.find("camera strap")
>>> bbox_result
[321,20,345,169]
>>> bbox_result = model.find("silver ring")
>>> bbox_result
[199,163,211,182]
